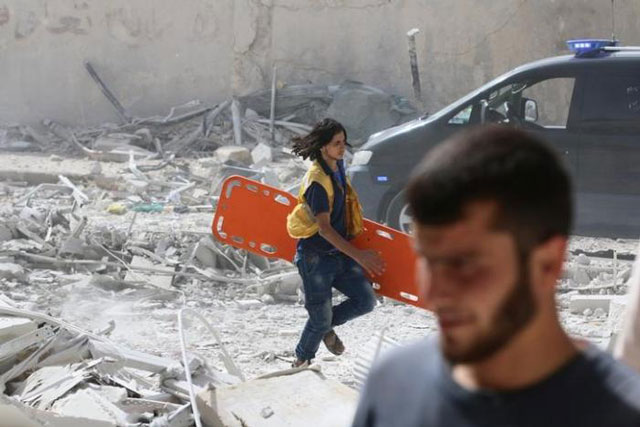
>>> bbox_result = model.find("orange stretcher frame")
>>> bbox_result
[212,176,424,308]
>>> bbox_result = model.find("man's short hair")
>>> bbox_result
[406,125,572,251]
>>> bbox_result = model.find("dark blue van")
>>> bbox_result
[348,40,640,237]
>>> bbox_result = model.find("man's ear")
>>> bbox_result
[529,235,568,292]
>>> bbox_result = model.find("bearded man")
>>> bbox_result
[352,125,640,427]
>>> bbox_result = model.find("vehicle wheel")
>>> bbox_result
[385,191,412,234]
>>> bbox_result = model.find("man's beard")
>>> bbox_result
[441,261,537,364]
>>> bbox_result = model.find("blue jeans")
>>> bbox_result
[294,250,376,361]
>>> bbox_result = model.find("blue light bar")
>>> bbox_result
[566,39,618,57]
[376,176,389,183]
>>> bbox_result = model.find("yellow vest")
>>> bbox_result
[286,160,364,239]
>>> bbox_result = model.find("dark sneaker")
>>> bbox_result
[291,358,311,368]
[323,329,345,355]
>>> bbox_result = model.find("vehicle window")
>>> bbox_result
[487,84,514,109]
[447,85,513,125]
[448,105,473,125]
[483,83,526,124]
[581,74,640,132]
[520,78,575,127]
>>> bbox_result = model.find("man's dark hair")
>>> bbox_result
[407,125,573,251]
[291,118,348,161]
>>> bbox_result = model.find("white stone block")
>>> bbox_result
[0,263,24,280]
[124,257,173,290]
[0,316,36,343]
[197,369,357,427]
[569,294,613,315]
[251,143,273,167]
[236,299,263,310]
[194,239,217,268]
[215,146,252,166]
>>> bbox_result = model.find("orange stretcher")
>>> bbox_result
[212,176,423,308]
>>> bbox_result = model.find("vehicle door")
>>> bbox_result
[514,76,581,182]
[575,70,640,236]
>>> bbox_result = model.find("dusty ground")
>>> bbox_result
[0,153,636,389]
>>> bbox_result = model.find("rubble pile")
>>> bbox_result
[0,147,307,298]
[0,96,327,424]
[556,241,638,348]
[0,302,242,426]
[0,74,418,160]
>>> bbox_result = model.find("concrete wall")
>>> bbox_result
[2,0,640,125]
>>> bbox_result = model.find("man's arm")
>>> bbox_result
[316,212,384,276]
[304,182,384,276]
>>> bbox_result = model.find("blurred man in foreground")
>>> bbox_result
[352,125,640,427]
[615,242,640,372]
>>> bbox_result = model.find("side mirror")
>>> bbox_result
[524,99,538,123]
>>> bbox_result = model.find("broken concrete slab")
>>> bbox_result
[569,295,615,315]
[0,325,55,361]
[58,238,87,257]
[260,294,275,305]
[194,238,218,268]
[0,140,39,152]
[261,168,280,189]
[247,252,269,271]
[1,393,116,427]
[0,395,44,427]
[93,135,136,151]
[275,274,302,296]
[87,275,130,292]
[215,146,252,166]
[15,362,101,410]
[251,143,273,167]
[576,253,591,265]
[0,302,241,426]
[124,256,174,290]
[197,369,358,427]
[0,263,25,281]
[571,266,592,286]
[236,299,263,310]
[0,225,14,243]
[92,136,154,161]
[50,388,127,425]
[0,316,36,343]
[0,154,122,185]
[88,340,175,374]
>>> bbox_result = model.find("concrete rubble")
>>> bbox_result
[557,240,639,350]
[196,367,358,427]
[0,73,418,161]
[0,76,638,424]
[0,301,245,426]
[0,79,419,426]
[0,299,359,427]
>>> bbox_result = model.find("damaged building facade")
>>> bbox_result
[3,0,640,126]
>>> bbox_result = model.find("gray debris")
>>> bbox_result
[0,305,241,425]
[0,225,13,242]
[0,263,24,281]
[215,145,252,166]
[251,143,274,167]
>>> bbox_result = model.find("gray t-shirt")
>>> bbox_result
[352,338,640,427]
